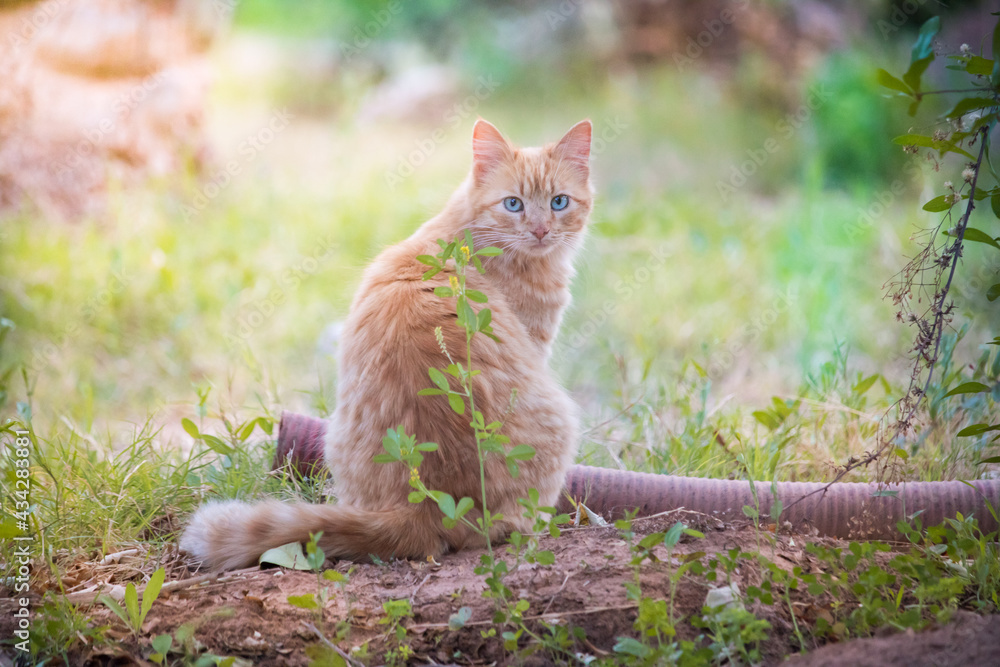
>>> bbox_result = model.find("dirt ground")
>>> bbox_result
[3,512,998,666]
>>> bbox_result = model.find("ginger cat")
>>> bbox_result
[181,119,593,570]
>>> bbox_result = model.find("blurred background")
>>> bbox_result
[1,0,997,479]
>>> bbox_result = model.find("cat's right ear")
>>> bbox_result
[472,119,511,182]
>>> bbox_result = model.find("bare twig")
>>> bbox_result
[541,573,572,616]
[410,573,432,605]
[303,621,365,667]
[63,566,258,606]
[409,602,641,632]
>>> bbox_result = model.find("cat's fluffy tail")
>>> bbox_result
[180,500,449,571]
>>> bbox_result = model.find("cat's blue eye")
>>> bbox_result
[551,195,569,211]
[504,197,523,212]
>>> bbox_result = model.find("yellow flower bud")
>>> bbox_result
[449,275,459,291]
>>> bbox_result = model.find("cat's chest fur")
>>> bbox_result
[484,253,574,356]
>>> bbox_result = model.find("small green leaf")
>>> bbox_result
[910,16,940,64]
[415,442,439,452]
[201,434,234,456]
[256,416,274,436]
[965,55,993,76]
[408,490,426,504]
[752,410,781,430]
[139,568,165,627]
[871,489,899,498]
[124,583,140,628]
[770,497,784,523]
[98,594,129,626]
[957,423,1000,437]
[992,193,1000,220]
[478,308,492,332]
[506,444,536,460]
[536,550,555,566]
[663,521,685,548]
[381,428,402,459]
[449,606,473,630]
[457,299,477,329]
[923,195,954,212]
[944,96,997,119]
[181,418,200,439]
[853,374,879,396]
[434,286,454,298]
[372,453,398,463]
[428,368,449,391]
[476,246,503,256]
[613,637,651,658]
[322,569,347,583]
[416,388,446,396]
[416,254,437,266]
[236,420,256,442]
[0,519,20,540]
[436,492,457,519]
[943,381,990,398]
[638,532,666,549]
[960,227,1000,250]
[151,634,172,655]
[448,392,465,415]
[466,289,488,303]
[893,134,975,159]
[903,56,933,97]
[259,542,312,570]
[876,68,912,95]
[978,456,1000,464]
[287,593,320,610]
[455,496,474,519]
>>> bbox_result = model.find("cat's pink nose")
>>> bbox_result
[532,227,549,240]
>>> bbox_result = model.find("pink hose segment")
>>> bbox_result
[274,412,1000,540]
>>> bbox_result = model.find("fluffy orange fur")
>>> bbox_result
[180,119,594,570]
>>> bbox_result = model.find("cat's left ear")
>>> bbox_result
[554,119,592,176]
[472,119,512,183]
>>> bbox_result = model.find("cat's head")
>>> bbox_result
[467,119,593,258]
